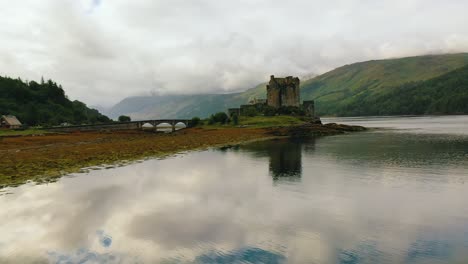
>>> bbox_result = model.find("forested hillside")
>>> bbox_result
[0,76,111,126]
[107,53,468,119]
[342,64,468,115]
[302,53,468,115]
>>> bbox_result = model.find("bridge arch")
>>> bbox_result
[141,122,154,129]
[174,121,187,128]
[155,122,173,132]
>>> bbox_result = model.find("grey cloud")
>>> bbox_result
[1,0,468,106]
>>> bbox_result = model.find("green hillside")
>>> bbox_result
[107,53,468,119]
[0,76,111,126]
[301,53,468,115]
[343,64,468,115]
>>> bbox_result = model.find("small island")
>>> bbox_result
[227,75,318,122]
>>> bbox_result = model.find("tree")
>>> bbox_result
[213,112,228,124]
[190,116,201,127]
[0,75,111,126]
[24,103,38,125]
[208,115,215,125]
[231,113,239,125]
[118,115,131,122]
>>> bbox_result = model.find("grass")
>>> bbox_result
[199,115,310,129]
[238,115,309,127]
[0,129,49,137]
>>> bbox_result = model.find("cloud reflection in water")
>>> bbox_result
[1,118,468,263]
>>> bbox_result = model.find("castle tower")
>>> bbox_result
[266,75,300,108]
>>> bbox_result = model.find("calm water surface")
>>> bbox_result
[1,116,468,263]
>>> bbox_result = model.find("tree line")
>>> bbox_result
[0,76,111,126]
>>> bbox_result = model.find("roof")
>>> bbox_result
[1,115,22,126]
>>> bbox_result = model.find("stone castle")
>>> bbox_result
[266,75,301,108]
[229,75,315,117]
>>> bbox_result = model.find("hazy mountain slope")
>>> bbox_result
[108,94,247,119]
[108,53,468,119]
[107,82,300,119]
[301,53,468,115]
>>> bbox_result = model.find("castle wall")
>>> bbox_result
[267,84,281,108]
[303,100,315,117]
[228,108,240,117]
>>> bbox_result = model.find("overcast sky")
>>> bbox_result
[1,0,468,107]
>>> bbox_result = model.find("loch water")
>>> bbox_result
[1,116,468,263]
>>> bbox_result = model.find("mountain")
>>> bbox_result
[0,76,111,126]
[107,53,468,119]
[301,53,468,115]
[106,84,270,120]
[343,64,468,115]
[108,94,231,120]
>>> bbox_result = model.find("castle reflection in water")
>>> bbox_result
[227,137,316,181]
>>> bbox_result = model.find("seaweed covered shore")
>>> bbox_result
[0,122,365,188]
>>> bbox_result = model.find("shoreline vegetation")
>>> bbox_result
[0,116,365,188]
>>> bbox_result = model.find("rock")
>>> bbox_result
[310,117,322,125]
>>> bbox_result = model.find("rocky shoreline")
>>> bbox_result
[265,122,366,137]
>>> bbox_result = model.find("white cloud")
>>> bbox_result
[1,0,468,106]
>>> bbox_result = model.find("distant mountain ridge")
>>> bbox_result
[107,53,468,119]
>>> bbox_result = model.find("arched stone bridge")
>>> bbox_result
[46,119,192,133]
[135,119,192,132]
